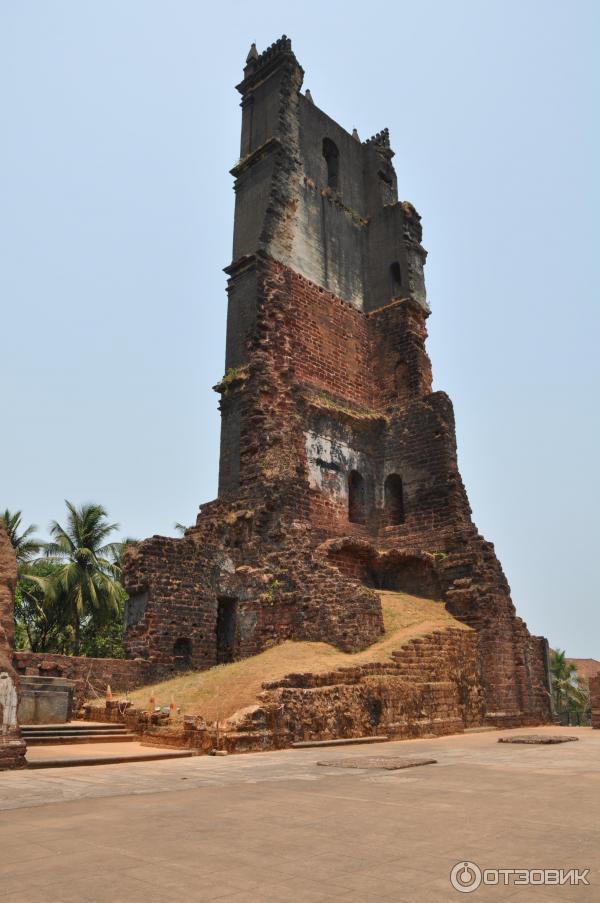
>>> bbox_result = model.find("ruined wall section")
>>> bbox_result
[591,674,600,730]
[0,520,26,769]
[124,537,223,670]
[123,524,383,670]
[13,652,157,712]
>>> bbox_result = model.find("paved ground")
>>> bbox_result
[1,726,598,902]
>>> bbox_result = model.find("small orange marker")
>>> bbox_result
[169,697,177,714]
[149,692,156,709]
[106,684,113,700]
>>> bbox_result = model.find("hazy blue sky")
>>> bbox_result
[1,2,598,655]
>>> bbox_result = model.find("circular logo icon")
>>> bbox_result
[450,861,482,893]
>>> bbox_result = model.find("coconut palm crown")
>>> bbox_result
[44,501,123,652]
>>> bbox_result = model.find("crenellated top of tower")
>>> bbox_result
[230,36,427,314]
[238,35,302,95]
[246,34,292,69]
[363,128,391,149]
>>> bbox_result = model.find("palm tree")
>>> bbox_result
[44,502,124,654]
[1,509,43,563]
[550,649,589,712]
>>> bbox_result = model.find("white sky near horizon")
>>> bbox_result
[0,1,598,656]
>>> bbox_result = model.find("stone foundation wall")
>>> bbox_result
[13,652,157,711]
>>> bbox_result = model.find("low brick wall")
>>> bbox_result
[13,652,158,711]
[591,674,600,730]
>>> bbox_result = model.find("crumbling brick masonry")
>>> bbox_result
[123,36,552,728]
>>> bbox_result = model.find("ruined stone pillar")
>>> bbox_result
[590,674,600,730]
[0,519,27,769]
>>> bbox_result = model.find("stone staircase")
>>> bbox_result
[218,627,486,752]
[21,721,137,746]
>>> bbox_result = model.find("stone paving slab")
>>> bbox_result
[498,733,579,744]
[316,755,437,769]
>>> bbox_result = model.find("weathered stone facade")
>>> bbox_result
[0,519,27,769]
[123,37,552,728]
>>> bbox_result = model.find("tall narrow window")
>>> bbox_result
[348,470,366,524]
[384,474,405,525]
[173,637,192,671]
[322,138,339,190]
[216,597,237,664]
[390,262,402,298]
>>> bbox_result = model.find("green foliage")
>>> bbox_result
[2,509,43,563]
[550,649,590,713]
[264,579,283,601]
[15,559,72,653]
[44,501,124,654]
[79,588,126,658]
[6,501,129,659]
[217,365,249,395]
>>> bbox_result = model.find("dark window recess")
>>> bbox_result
[322,138,339,190]
[173,637,192,671]
[316,457,341,472]
[390,262,402,297]
[384,474,405,525]
[216,597,237,664]
[378,169,393,185]
[348,470,366,524]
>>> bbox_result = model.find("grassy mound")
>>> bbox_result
[123,592,469,722]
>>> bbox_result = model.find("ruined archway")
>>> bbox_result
[324,541,443,601]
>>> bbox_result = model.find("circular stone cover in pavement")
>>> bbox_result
[498,734,579,744]
[316,756,437,769]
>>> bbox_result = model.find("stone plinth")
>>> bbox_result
[18,675,76,725]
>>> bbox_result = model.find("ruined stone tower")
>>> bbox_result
[124,37,552,727]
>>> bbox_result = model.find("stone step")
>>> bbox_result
[25,733,138,746]
[291,736,388,749]
[22,725,128,735]
[27,749,194,769]
[21,721,125,732]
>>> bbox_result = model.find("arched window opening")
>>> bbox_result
[216,596,238,664]
[173,637,192,671]
[390,262,402,298]
[348,470,366,524]
[322,138,339,190]
[384,474,405,526]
